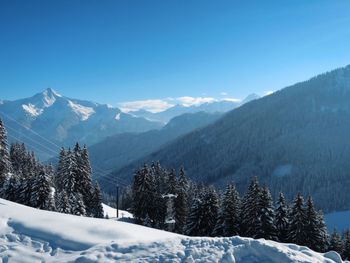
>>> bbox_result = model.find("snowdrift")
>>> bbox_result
[0,198,344,263]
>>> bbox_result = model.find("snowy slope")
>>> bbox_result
[102,203,133,219]
[0,198,344,263]
[325,210,350,232]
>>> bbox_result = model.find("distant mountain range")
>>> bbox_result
[129,94,260,123]
[0,88,256,161]
[108,65,350,212]
[88,111,223,177]
[0,88,162,160]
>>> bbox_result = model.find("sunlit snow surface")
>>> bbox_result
[0,198,344,263]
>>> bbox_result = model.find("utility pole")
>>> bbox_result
[116,185,119,219]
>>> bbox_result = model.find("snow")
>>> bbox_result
[0,198,344,263]
[68,100,95,121]
[325,210,350,232]
[114,113,121,121]
[102,203,133,219]
[22,104,44,117]
[42,89,59,107]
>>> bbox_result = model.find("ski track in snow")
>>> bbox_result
[0,199,345,263]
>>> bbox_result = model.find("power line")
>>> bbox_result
[0,110,133,187]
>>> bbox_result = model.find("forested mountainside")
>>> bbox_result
[89,111,222,175]
[110,65,350,212]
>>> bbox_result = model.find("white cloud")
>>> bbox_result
[221,97,241,103]
[176,96,216,107]
[118,96,241,113]
[220,92,228,96]
[119,99,174,113]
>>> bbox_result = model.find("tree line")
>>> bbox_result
[130,162,350,259]
[0,119,103,218]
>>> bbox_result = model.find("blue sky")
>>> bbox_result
[1,0,350,110]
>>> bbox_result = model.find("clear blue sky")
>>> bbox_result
[1,0,350,105]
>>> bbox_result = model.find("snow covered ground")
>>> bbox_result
[325,210,350,232]
[0,198,344,263]
[102,203,133,220]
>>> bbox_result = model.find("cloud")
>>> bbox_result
[118,95,241,113]
[119,99,174,113]
[176,96,217,107]
[220,92,228,96]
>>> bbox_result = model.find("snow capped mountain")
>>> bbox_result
[0,198,343,263]
[130,94,260,123]
[0,88,163,160]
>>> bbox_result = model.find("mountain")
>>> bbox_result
[0,198,343,262]
[89,111,222,177]
[0,88,163,160]
[110,65,350,212]
[130,94,260,123]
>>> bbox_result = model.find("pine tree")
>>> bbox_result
[55,148,66,191]
[212,203,225,237]
[30,166,55,210]
[91,182,104,218]
[55,190,70,214]
[240,177,262,238]
[80,145,94,215]
[222,184,241,236]
[316,210,329,252]
[174,167,189,234]
[166,169,177,194]
[186,195,203,236]
[257,187,277,241]
[304,197,323,251]
[70,192,86,216]
[2,174,19,201]
[328,229,343,255]
[0,119,12,190]
[186,187,219,236]
[205,188,220,236]
[61,148,77,195]
[131,164,156,224]
[275,192,289,242]
[288,193,308,246]
[342,229,350,260]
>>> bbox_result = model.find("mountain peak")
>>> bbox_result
[42,88,61,98]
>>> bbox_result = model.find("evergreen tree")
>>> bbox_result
[275,192,289,242]
[91,182,104,218]
[166,169,177,194]
[131,164,156,224]
[304,197,323,251]
[186,195,203,236]
[288,193,308,246]
[212,205,225,237]
[174,167,189,234]
[0,119,12,190]
[186,187,219,236]
[2,174,19,201]
[342,229,350,260]
[222,183,241,236]
[316,210,329,252]
[240,177,262,238]
[55,190,70,214]
[70,192,86,216]
[61,148,77,195]
[328,229,343,255]
[80,145,94,214]
[55,148,66,191]
[257,187,277,241]
[30,166,55,210]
